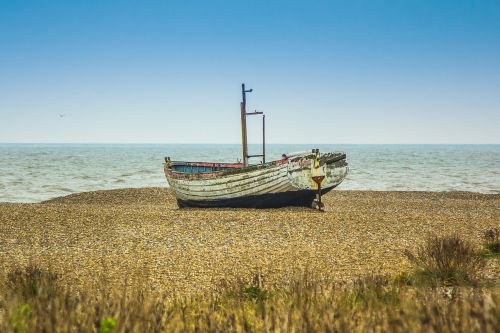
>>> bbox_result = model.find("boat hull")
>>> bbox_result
[164,150,348,208]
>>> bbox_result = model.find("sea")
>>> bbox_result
[0,144,499,203]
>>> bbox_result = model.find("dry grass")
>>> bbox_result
[0,188,499,331]
[1,266,499,332]
[404,235,486,286]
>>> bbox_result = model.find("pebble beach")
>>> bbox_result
[1,188,498,296]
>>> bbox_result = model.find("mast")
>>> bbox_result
[240,83,251,166]
[262,114,265,163]
[240,83,265,166]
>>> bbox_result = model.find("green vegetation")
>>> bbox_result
[100,318,118,333]
[482,228,500,258]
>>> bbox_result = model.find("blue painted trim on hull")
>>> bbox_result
[176,187,336,208]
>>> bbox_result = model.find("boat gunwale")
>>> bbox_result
[168,161,244,168]
[164,152,347,181]
[165,158,289,179]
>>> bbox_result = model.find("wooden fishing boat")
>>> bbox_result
[164,84,348,209]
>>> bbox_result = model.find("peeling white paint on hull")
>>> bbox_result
[164,151,348,208]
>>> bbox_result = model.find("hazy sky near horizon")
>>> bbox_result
[1,0,499,144]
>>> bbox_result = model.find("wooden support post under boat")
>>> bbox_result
[312,175,325,211]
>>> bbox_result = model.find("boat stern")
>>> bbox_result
[287,149,348,192]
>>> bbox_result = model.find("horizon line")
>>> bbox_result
[1,142,499,145]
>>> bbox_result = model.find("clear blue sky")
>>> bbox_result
[1,0,499,144]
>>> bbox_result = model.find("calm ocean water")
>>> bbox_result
[0,144,499,202]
